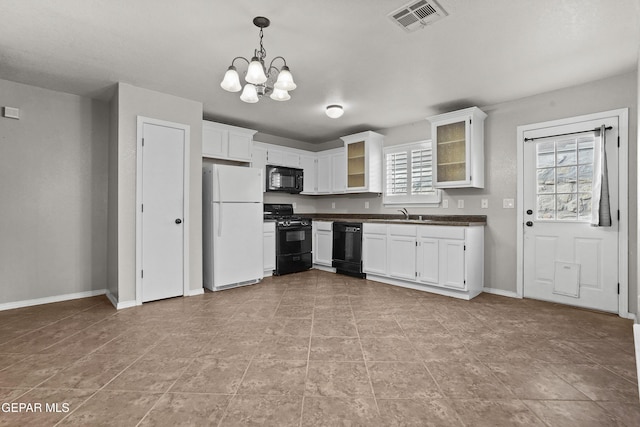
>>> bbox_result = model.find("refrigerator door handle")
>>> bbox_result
[217,169,223,237]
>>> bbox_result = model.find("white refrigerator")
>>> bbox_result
[203,164,264,291]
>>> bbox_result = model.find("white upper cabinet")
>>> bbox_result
[251,144,268,192]
[331,149,346,194]
[316,152,332,194]
[340,131,384,193]
[202,121,257,162]
[316,148,345,194]
[299,154,317,194]
[427,107,487,189]
[267,148,300,168]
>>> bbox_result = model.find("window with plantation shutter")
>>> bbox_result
[386,151,408,195]
[383,141,441,205]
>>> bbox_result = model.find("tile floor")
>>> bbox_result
[0,269,638,426]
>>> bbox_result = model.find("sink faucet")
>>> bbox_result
[398,208,409,220]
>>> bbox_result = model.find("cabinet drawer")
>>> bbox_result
[363,223,386,235]
[314,221,332,231]
[389,224,417,237]
[418,226,465,240]
[263,221,276,232]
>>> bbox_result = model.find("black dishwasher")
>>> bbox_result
[332,222,365,278]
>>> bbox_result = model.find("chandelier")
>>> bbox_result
[220,16,297,103]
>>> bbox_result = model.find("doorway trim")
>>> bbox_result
[135,116,191,306]
[516,108,629,318]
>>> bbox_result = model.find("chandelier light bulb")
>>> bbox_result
[326,104,344,119]
[246,58,268,84]
[274,66,297,91]
[240,84,259,103]
[220,66,242,92]
[270,88,291,101]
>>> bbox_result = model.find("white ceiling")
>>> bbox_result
[0,0,638,143]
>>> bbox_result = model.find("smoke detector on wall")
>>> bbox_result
[388,0,448,33]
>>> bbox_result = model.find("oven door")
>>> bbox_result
[277,225,312,255]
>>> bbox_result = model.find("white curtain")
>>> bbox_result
[591,125,611,227]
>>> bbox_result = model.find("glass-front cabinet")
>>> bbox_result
[428,107,487,188]
[340,131,384,193]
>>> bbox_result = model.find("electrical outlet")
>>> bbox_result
[503,198,515,209]
[457,199,464,209]
[442,199,448,209]
[331,202,336,209]
[364,201,369,209]
[481,199,488,209]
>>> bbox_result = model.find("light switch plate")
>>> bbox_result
[331,202,336,209]
[292,202,297,209]
[481,199,488,209]
[457,199,464,209]
[365,201,369,209]
[3,107,20,119]
[442,199,448,209]
[503,198,515,209]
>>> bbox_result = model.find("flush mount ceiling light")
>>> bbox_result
[220,16,296,103]
[325,105,344,119]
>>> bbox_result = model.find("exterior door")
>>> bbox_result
[523,116,619,312]
[140,121,185,303]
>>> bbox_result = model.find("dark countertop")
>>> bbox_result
[302,213,486,227]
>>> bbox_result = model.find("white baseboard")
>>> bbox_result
[0,289,107,311]
[482,287,520,299]
[186,288,204,297]
[105,290,137,310]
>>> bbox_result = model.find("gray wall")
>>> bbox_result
[113,83,203,303]
[310,72,638,313]
[0,79,109,305]
[107,89,119,300]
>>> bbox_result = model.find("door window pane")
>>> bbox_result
[556,139,577,166]
[557,193,578,220]
[537,195,555,219]
[578,193,592,220]
[556,166,577,193]
[537,168,555,193]
[534,135,595,222]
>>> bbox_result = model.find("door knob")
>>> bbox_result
[175,219,182,224]
[526,221,533,227]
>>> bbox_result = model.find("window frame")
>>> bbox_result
[383,140,441,206]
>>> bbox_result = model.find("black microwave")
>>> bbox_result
[266,165,304,194]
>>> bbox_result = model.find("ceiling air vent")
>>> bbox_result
[388,0,448,33]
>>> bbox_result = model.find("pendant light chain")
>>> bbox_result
[257,27,267,62]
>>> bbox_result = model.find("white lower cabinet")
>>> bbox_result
[387,225,417,281]
[416,237,439,284]
[439,239,465,289]
[362,223,387,275]
[313,221,333,266]
[362,223,484,300]
[263,221,276,276]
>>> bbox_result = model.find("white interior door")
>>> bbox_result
[523,116,619,312]
[141,121,185,303]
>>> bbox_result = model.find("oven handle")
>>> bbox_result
[278,225,312,232]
